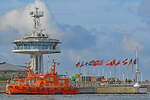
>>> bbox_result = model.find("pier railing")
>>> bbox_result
[71,81,150,88]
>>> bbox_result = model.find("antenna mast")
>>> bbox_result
[30,7,44,36]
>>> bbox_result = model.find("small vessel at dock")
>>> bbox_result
[6,60,78,95]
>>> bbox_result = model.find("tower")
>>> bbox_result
[12,8,61,74]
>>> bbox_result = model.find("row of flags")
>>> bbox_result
[76,59,137,68]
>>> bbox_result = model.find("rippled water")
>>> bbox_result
[0,94,150,100]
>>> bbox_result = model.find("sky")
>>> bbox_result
[0,0,150,80]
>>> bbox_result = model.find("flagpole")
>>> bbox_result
[135,47,139,83]
[134,47,141,87]
[132,63,134,81]
[114,65,116,84]
[119,62,121,81]
[127,65,129,81]
[141,72,143,82]
[102,68,104,77]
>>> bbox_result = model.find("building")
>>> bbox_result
[12,8,61,74]
[0,62,26,73]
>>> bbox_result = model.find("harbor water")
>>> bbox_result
[0,94,150,100]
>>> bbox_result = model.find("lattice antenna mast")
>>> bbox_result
[30,7,44,36]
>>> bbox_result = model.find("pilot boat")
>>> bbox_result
[6,60,78,95]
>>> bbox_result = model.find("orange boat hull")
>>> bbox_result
[6,85,78,95]
[6,60,79,95]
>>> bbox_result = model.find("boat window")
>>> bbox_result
[15,86,19,89]
[8,86,13,88]
[50,77,54,81]
[59,80,65,83]
[36,78,39,81]
[68,88,71,91]
[59,80,61,83]
[22,87,25,89]
[46,77,49,81]
[47,88,49,91]
[19,82,23,85]
[41,87,44,91]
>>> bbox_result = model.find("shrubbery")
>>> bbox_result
[0,72,24,82]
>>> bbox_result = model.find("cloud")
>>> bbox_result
[58,24,96,50]
[0,0,60,44]
[0,0,59,34]
[0,6,32,33]
[122,36,144,52]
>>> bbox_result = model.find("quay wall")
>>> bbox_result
[147,86,150,92]
[77,87,96,94]
[96,87,139,94]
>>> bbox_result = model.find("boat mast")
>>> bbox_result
[50,59,56,74]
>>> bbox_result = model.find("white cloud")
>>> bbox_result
[122,36,144,52]
[0,0,60,37]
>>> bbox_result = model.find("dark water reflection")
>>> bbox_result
[0,94,150,100]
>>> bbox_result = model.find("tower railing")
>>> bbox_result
[13,46,60,51]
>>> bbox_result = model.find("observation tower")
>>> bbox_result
[12,8,61,74]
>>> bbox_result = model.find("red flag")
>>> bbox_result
[106,60,113,66]
[93,61,97,66]
[115,60,120,66]
[96,60,100,66]
[112,59,116,65]
[80,62,84,67]
[95,60,102,66]
[105,60,111,66]
[109,61,113,66]
[76,62,80,68]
